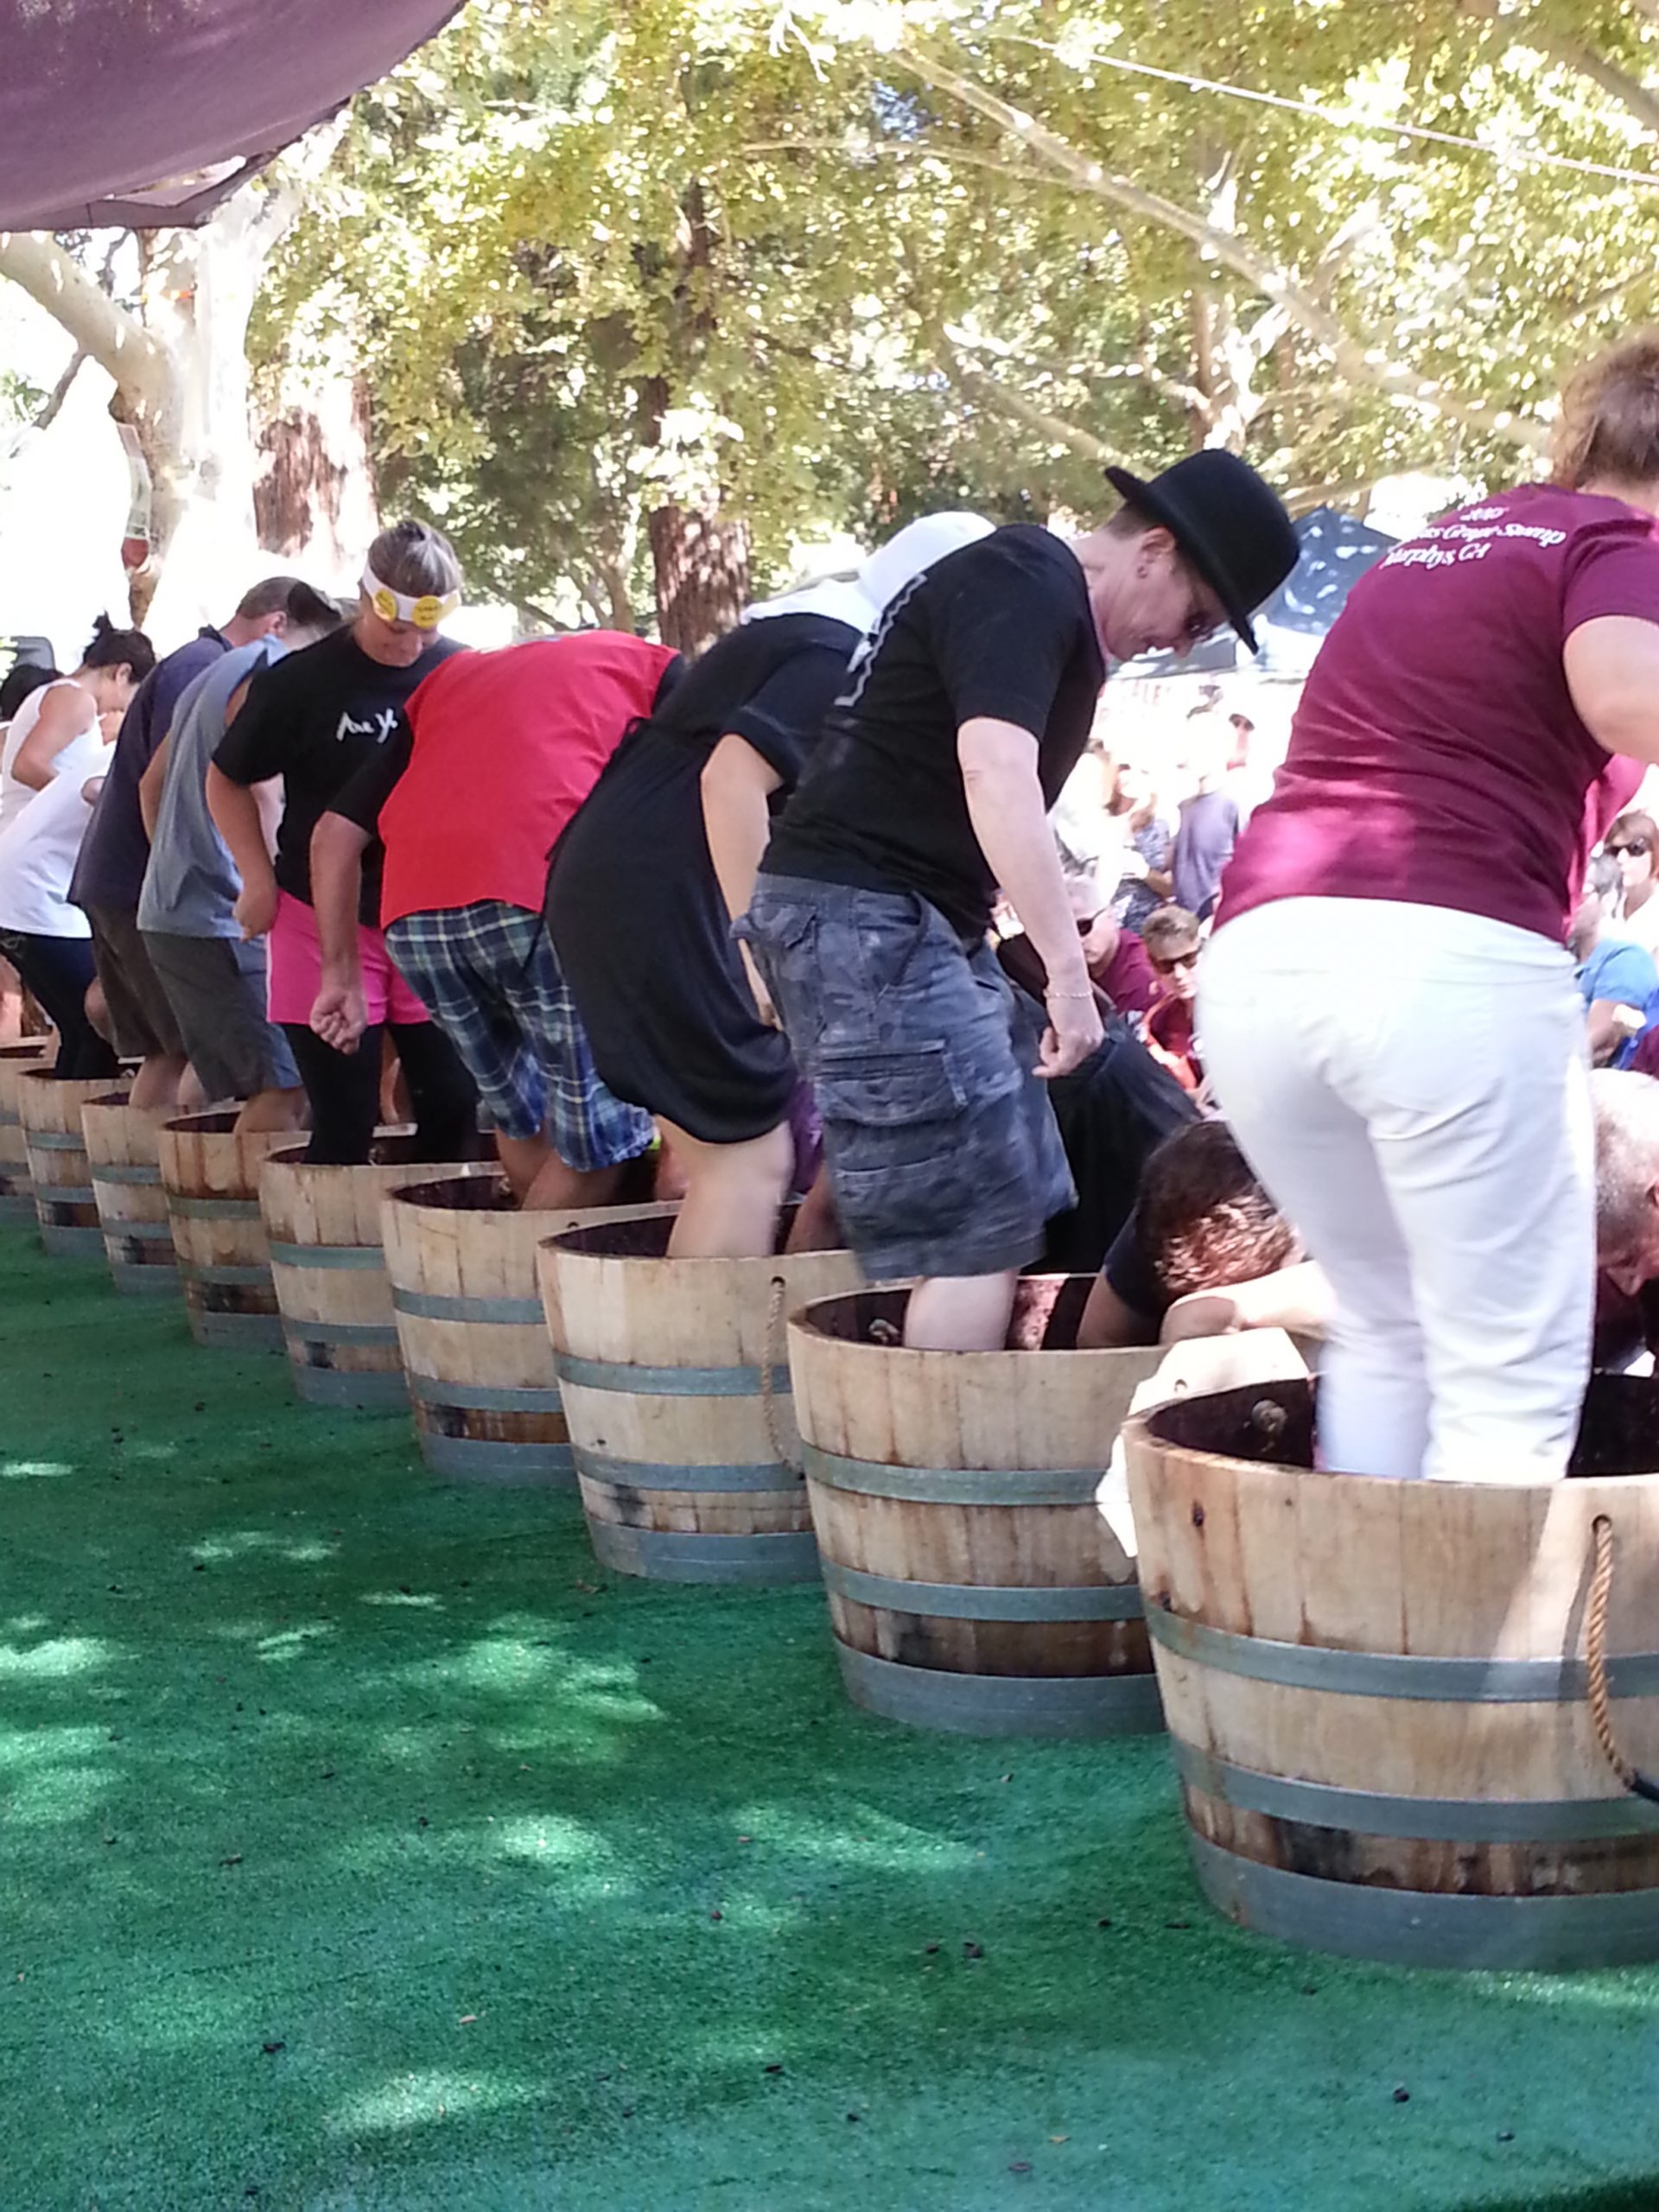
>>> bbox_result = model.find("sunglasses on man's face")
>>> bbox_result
[1609,839,1651,859]
[1149,948,1201,976]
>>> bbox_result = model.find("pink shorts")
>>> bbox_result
[266,891,430,1028]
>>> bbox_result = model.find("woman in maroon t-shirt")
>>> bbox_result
[1199,335,1659,1484]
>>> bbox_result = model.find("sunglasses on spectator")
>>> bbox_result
[1149,948,1201,975]
[1609,838,1651,859]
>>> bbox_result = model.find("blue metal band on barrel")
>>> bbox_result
[90,1163,162,1185]
[821,1558,1144,1623]
[1170,1738,1659,1842]
[103,1219,173,1241]
[804,1443,1102,1506]
[416,1431,575,1484]
[194,1311,284,1348]
[835,1644,1164,1738]
[555,1351,790,1397]
[292,1365,408,1409]
[25,1131,89,1152]
[0,1193,38,1221]
[392,1286,543,1324]
[168,1195,262,1219]
[1187,1834,1659,1970]
[588,1521,820,1584]
[1147,1609,1659,1701]
[35,1185,95,1206]
[407,1370,562,1414]
[180,1262,273,1287]
[269,1241,385,1270]
[40,1224,103,1255]
[283,1319,400,1347]
[574,1446,798,1494]
[110,1262,179,1294]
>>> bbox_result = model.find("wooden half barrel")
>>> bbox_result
[0,1039,53,1223]
[1123,1374,1659,1972]
[383,1179,673,1484]
[261,1140,493,1409]
[789,1279,1166,1735]
[545,1215,861,1584]
[157,1110,292,1349]
[82,1096,177,1293]
[20,1069,129,1256]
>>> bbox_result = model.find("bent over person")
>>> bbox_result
[745,454,1297,1350]
[308,632,678,1207]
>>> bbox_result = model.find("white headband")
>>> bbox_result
[362,563,461,631]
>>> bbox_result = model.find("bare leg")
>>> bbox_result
[129,1052,188,1111]
[903,1270,1020,1352]
[0,955,22,1042]
[177,1064,210,1114]
[661,1116,792,1260]
[784,1161,842,1253]
[652,1127,689,1202]
[493,1128,627,1211]
[234,1085,310,1136]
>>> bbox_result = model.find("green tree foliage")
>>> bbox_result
[259,0,1659,623]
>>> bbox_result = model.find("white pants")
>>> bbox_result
[1199,899,1593,1483]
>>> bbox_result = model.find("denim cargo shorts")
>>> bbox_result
[741,874,1076,1281]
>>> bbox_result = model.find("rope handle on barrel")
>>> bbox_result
[761,1274,804,1480]
[1585,1514,1659,1806]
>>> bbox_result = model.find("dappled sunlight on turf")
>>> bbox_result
[0,1457,74,1479]
[188,1531,340,1566]
[0,1634,111,1676]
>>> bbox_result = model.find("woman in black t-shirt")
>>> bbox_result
[207,519,477,1165]
[546,516,991,1259]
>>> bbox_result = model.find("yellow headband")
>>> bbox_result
[362,563,461,631]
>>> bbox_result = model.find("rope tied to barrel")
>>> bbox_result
[1585,1514,1659,1806]
[761,1274,804,1479]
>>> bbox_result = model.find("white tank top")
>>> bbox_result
[0,678,97,839]
[0,725,106,937]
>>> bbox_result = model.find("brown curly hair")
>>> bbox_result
[1552,332,1659,490]
[1139,1121,1299,1300]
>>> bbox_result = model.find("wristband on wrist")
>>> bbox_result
[1045,985,1095,1001]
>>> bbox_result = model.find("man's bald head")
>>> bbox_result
[1592,1068,1659,1292]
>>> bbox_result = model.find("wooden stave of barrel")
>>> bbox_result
[260,1139,495,1409]
[383,1177,674,1485]
[82,1095,177,1294]
[0,1038,54,1223]
[790,1280,1166,1736]
[21,1068,130,1256]
[157,1109,292,1348]
[1123,1375,1659,1972]
[544,1215,861,1585]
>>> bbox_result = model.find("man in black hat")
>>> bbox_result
[741,454,1298,1351]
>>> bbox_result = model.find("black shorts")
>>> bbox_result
[85,904,185,1061]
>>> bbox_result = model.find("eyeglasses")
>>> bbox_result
[1609,839,1651,859]
[1149,948,1201,975]
[1179,569,1224,647]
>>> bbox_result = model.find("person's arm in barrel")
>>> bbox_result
[702,730,782,1023]
[308,811,372,1052]
[958,715,1101,1077]
[1160,1261,1334,1345]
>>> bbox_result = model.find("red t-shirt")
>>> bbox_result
[365,633,677,929]
[1217,486,1659,944]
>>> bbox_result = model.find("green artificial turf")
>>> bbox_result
[3,1225,1659,2212]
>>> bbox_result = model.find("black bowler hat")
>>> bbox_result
[1104,452,1299,655]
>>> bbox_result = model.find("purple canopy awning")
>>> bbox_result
[0,1,464,232]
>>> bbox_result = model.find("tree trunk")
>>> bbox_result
[647,496,750,656]
[255,370,378,585]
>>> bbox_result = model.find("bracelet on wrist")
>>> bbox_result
[1045,985,1095,1001]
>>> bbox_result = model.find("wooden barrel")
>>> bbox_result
[21,1069,129,1256]
[0,1038,53,1223]
[789,1279,1166,1735]
[1123,1373,1659,1971]
[82,1096,177,1294]
[157,1110,292,1349]
[545,1215,861,1584]
[261,1139,493,1409]
[383,1179,673,1485]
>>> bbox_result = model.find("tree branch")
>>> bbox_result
[1470,5,1659,139]
[926,319,1135,468]
[0,232,168,405]
[897,39,1548,455]
[32,347,86,435]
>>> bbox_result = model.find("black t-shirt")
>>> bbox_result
[639,611,857,786]
[212,627,466,922]
[762,526,1106,935]
[330,717,414,836]
[1102,1211,1168,1326]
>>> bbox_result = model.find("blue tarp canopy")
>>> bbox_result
[0,1,462,231]
[1120,504,1398,680]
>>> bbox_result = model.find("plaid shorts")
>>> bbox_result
[385,902,655,1169]
[742,875,1076,1281]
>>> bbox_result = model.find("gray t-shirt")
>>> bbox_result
[137,639,285,938]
